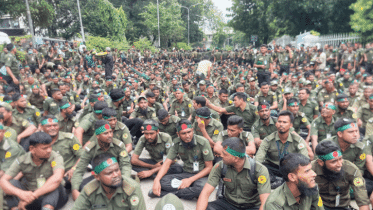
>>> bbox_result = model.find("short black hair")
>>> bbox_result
[152,86,160,91]
[92,153,116,174]
[12,93,22,102]
[234,92,247,102]
[193,96,206,107]
[29,132,53,146]
[227,115,244,128]
[146,91,155,98]
[299,88,310,94]
[109,88,125,102]
[260,82,269,87]
[176,119,192,130]
[235,84,244,89]
[222,137,245,158]
[280,153,310,182]
[278,110,294,123]
[219,89,228,95]
[94,101,109,112]
[102,107,117,119]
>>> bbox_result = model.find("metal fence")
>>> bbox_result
[297,31,360,48]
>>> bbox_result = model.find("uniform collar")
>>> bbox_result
[275,132,293,143]
[23,151,54,166]
[321,116,335,124]
[283,182,298,206]
[243,156,251,170]
[259,117,276,126]
[145,134,162,145]
[96,181,124,198]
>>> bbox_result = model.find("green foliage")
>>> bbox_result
[15,51,26,62]
[310,30,320,36]
[85,36,129,52]
[133,37,156,52]
[140,0,186,47]
[228,0,356,44]
[212,26,229,48]
[223,45,233,51]
[9,35,32,43]
[176,42,192,50]
[350,0,373,42]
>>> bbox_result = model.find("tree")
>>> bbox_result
[0,0,55,34]
[140,0,186,47]
[350,0,373,42]
[228,0,275,44]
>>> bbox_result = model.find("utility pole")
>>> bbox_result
[77,0,85,42]
[178,3,201,46]
[25,0,35,47]
[157,0,161,47]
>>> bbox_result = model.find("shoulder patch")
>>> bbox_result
[113,138,125,148]
[122,177,137,196]
[84,179,100,195]
[118,122,126,130]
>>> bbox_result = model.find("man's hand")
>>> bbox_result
[151,161,163,169]
[13,78,19,85]
[196,118,206,130]
[64,168,75,181]
[178,178,193,190]
[18,191,37,204]
[174,111,178,117]
[18,200,28,210]
[152,180,162,196]
[72,189,80,201]
[137,170,154,179]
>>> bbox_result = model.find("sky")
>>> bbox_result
[211,0,232,18]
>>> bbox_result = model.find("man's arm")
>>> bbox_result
[0,174,36,204]
[16,125,37,143]
[74,127,84,145]
[196,183,215,210]
[246,141,256,157]
[311,135,318,153]
[153,158,173,196]
[5,66,18,85]
[270,100,278,110]
[259,193,270,210]
[33,168,64,199]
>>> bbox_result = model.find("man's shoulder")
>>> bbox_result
[265,183,286,207]
[264,132,277,141]
[59,131,75,140]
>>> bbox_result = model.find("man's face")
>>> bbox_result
[31,143,53,160]
[276,115,292,134]
[53,91,63,100]
[337,100,349,110]
[324,156,343,173]
[147,97,156,105]
[293,163,317,189]
[369,99,373,109]
[0,108,11,121]
[199,85,206,91]
[144,130,158,144]
[236,87,244,93]
[97,163,122,189]
[284,93,293,100]
[233,96,243,107]
[178,128,194,143]
[260,85,269,94]
[270,85,277,91]
[258,108,270,121]
[339,125,359,144]
[107,117,117,129]
[348,85,357,95]
[16,97,27,109]
[260,46,267,54]
[42,122,59,137]
[97,129,113,144]
[159,115,170,125]
[366,76,373,84]
[219,93,228,103]
[221,147,239,166]
[364,88,373,99]
[227,124,243,138]
[321,105,335,118]
[138,99,148,110]
[298,90,308,101]
[175,90,184,100]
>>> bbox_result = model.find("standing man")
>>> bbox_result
[103,47,114,77]
[264,153,323,210]
[197,137,271,210]
[151,119,213,200]
[313,140,370,210]
[4,43,21,92]
[254,44,273,86]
